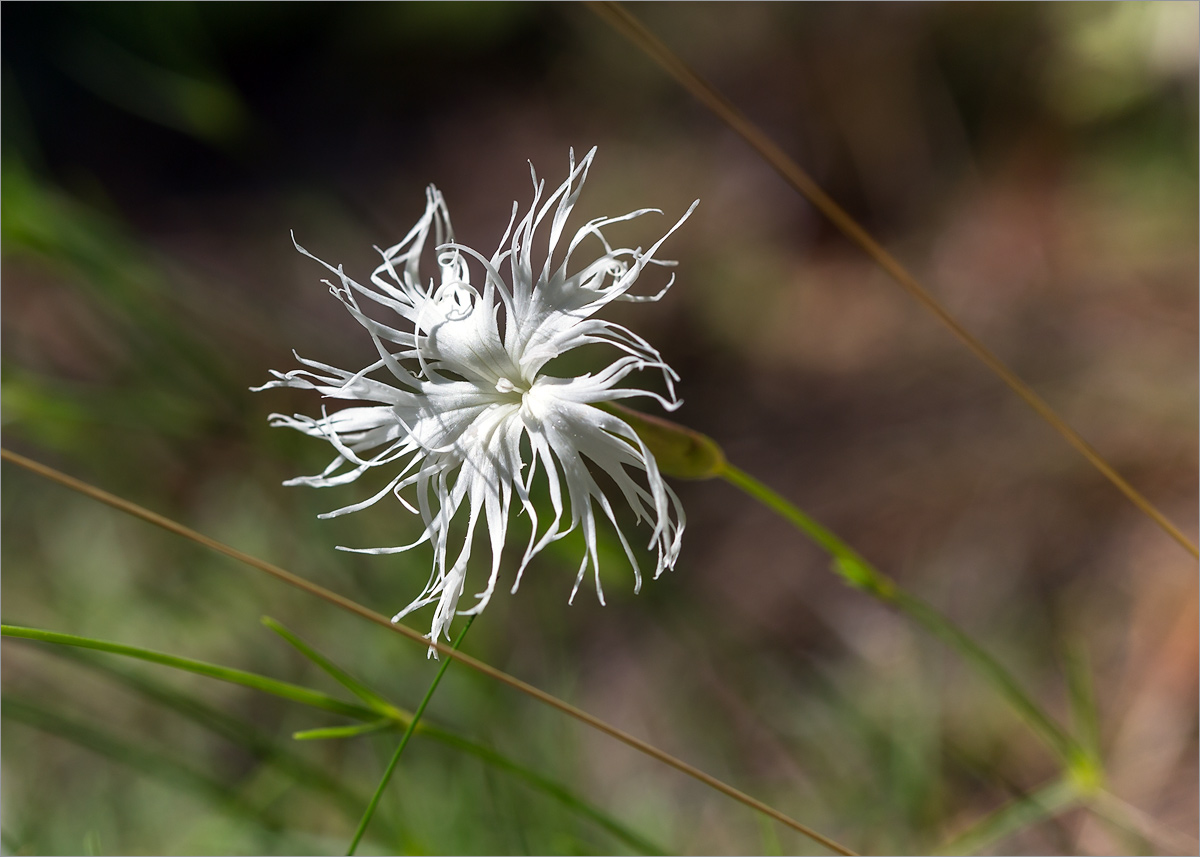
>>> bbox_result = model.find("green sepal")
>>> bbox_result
[600,402,726,479]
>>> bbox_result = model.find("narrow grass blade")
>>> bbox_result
[720,464,1078,766]
[262,616,400,718]
[30,642,378,826]
[2,695,284,831]
[936,778,1078,855]
[3,623,380,723]
[756,814,784,857]
[891,590,1077,766]
[294,720,393,741]
[1063,641,1103,781]
[347,616,475,856]
[423,724,668,856]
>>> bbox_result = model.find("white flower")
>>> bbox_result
[257,148,696,648]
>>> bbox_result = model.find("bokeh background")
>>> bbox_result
[2,3,1196,854]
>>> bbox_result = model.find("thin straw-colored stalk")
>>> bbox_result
[720,463,1078,766]
[1,447,855,857]
[585,0,1197,561]
[346,616,474,856]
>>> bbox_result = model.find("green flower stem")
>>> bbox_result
[719,463,1079,766]
[346,616,476,856]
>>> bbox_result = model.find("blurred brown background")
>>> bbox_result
[3,3,1196,854]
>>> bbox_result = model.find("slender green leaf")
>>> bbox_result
[936,778,1078,855]
[294,720,393,741]
[256,625,668,853]
[756,813,784,857]
[261,616,401,718]
[3,623,379,722]
[423,725,668,856]
[82,830,102,856]
[892,591,1077,765]
[1063,640,1104,788]
[36,643,374,824]
[721,465,1080,765]
[2,696,283,831]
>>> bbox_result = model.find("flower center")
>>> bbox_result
[494,377,527,396]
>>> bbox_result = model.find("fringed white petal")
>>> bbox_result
[257,149,693,650]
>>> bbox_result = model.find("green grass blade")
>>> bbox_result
[755,813,784,857]
[294,720,393,741]
[890,591,1077,765]
[936,778,1078,855]
[1063,640,1104,785]
[423,724,669,855]
[2,695,282,830]
[261,616,400,717]
[720,465,1079,766]
[3,623,380,722]
[347,616,475,856]
[34,642,376,824]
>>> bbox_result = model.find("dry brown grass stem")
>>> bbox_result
[0,447,856,857]
[586,1,1197,561]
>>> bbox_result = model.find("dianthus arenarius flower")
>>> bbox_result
[257,148,696,648]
